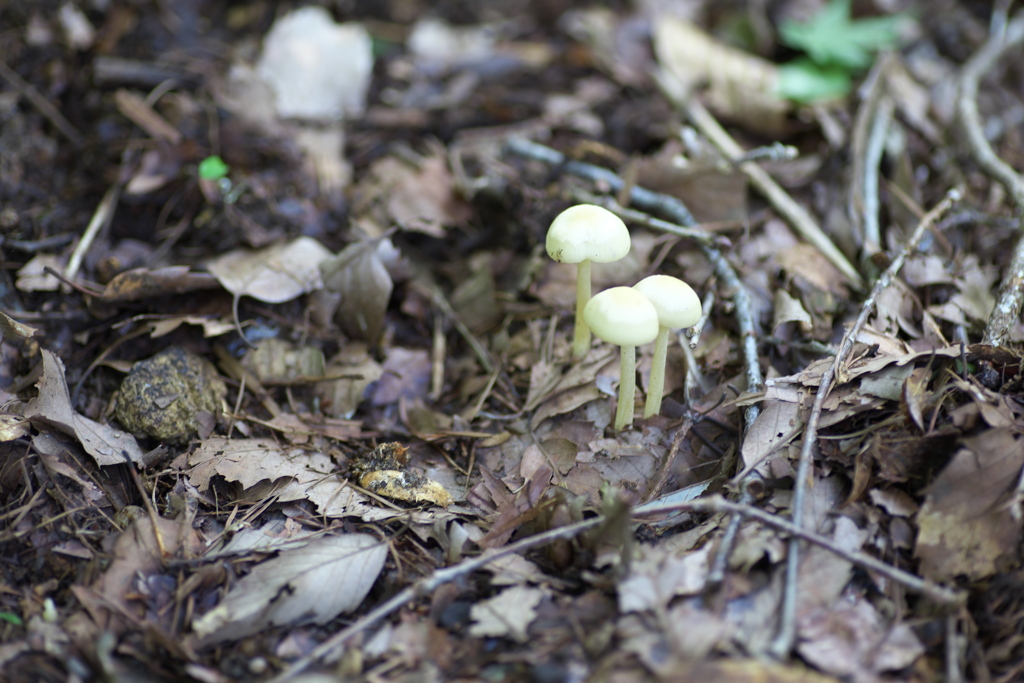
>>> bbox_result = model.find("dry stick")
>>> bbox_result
[269,490,962,682]
[848,58,889,255]
[682,98,866,290]
[862,95,894,255]
[956,11,1024,345]
[769,189,961,658]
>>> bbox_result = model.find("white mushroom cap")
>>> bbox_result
[583,287,660,347]
[633,275,701,329]
[546,204,631,264]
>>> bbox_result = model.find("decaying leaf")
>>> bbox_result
[188,437,396,521]
[99,266,221,302]
[915,428,1024,582]
[0,414,30,442]
[468,584,547,642]
[24,350,146,466]
[0,310,38,341]
[653,16,790,136]
[314,343,384,418]
[320,239,394,345]
[192,533,387,645]
[206,236,333,303]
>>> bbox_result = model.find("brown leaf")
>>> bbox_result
[207,236,333,304]
[320,239,394,345]
[653,16,790,136]
[915,429,1024,581]
[99,266,220,302]
[24,350,145,466]
[192,533,387,645]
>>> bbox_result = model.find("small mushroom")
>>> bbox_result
[632,275,702,418]
[546,204,631,359]
[583,287,660,431]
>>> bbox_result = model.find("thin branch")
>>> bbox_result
[769,189,961,658]
[862,95,894,255]
[956,10,1024,345]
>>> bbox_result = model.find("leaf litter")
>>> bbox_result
[3,2,1024,682]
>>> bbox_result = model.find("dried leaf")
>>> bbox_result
[206,236,333,304]
[320,239,394,344]
[740,401,802,474]
[192,533,387,644]
[653,16,790,136]
[915,429,1024,581]
[24,350,145,466]
[188,437,395,521]
[468,585,546,642]
[0,311,38,341]
[99,266,220,302]
[0,414,30,442]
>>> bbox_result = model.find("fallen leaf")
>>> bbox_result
[468,584,546,642]
[320,239,394,345]
[0,311,38,341]
[188,437,394,521]
[206,236,333,304]
[915,428,1024,581]
[192,533,387,644]
[99,266,221,302]
[24,350,146,466]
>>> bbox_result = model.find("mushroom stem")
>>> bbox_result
[572,259,592,359]
[615,345,637,431]
[644,326,670,418]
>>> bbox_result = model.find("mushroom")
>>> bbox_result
[546,204,631,359]
[583,287,660,431]
[632,275,702,418]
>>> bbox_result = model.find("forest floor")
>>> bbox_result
[2,1,1024,681]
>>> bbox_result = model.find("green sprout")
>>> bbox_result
[198,155,230,181]
[776,0,908,103]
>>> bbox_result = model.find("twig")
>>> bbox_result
[679,97,865,290]
[848,57,889,254]
[0,59,84,148]
[65,185,121,283]
[505,138,763,431]
[505,137,698,226]
[769,189,961,658]
[568,188,731,249]
[686,289,715,349]
[956,10,1024,345]
[862,95,894,255]
[635,495,963,606]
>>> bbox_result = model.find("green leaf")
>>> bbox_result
[779,0,906,70]
[0,611,23,626]
[198,156,230,181]
[777,59,851,103]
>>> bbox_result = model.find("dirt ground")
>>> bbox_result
[2,1,1024,681]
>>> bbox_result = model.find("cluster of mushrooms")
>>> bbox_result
[546,204,702,431]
